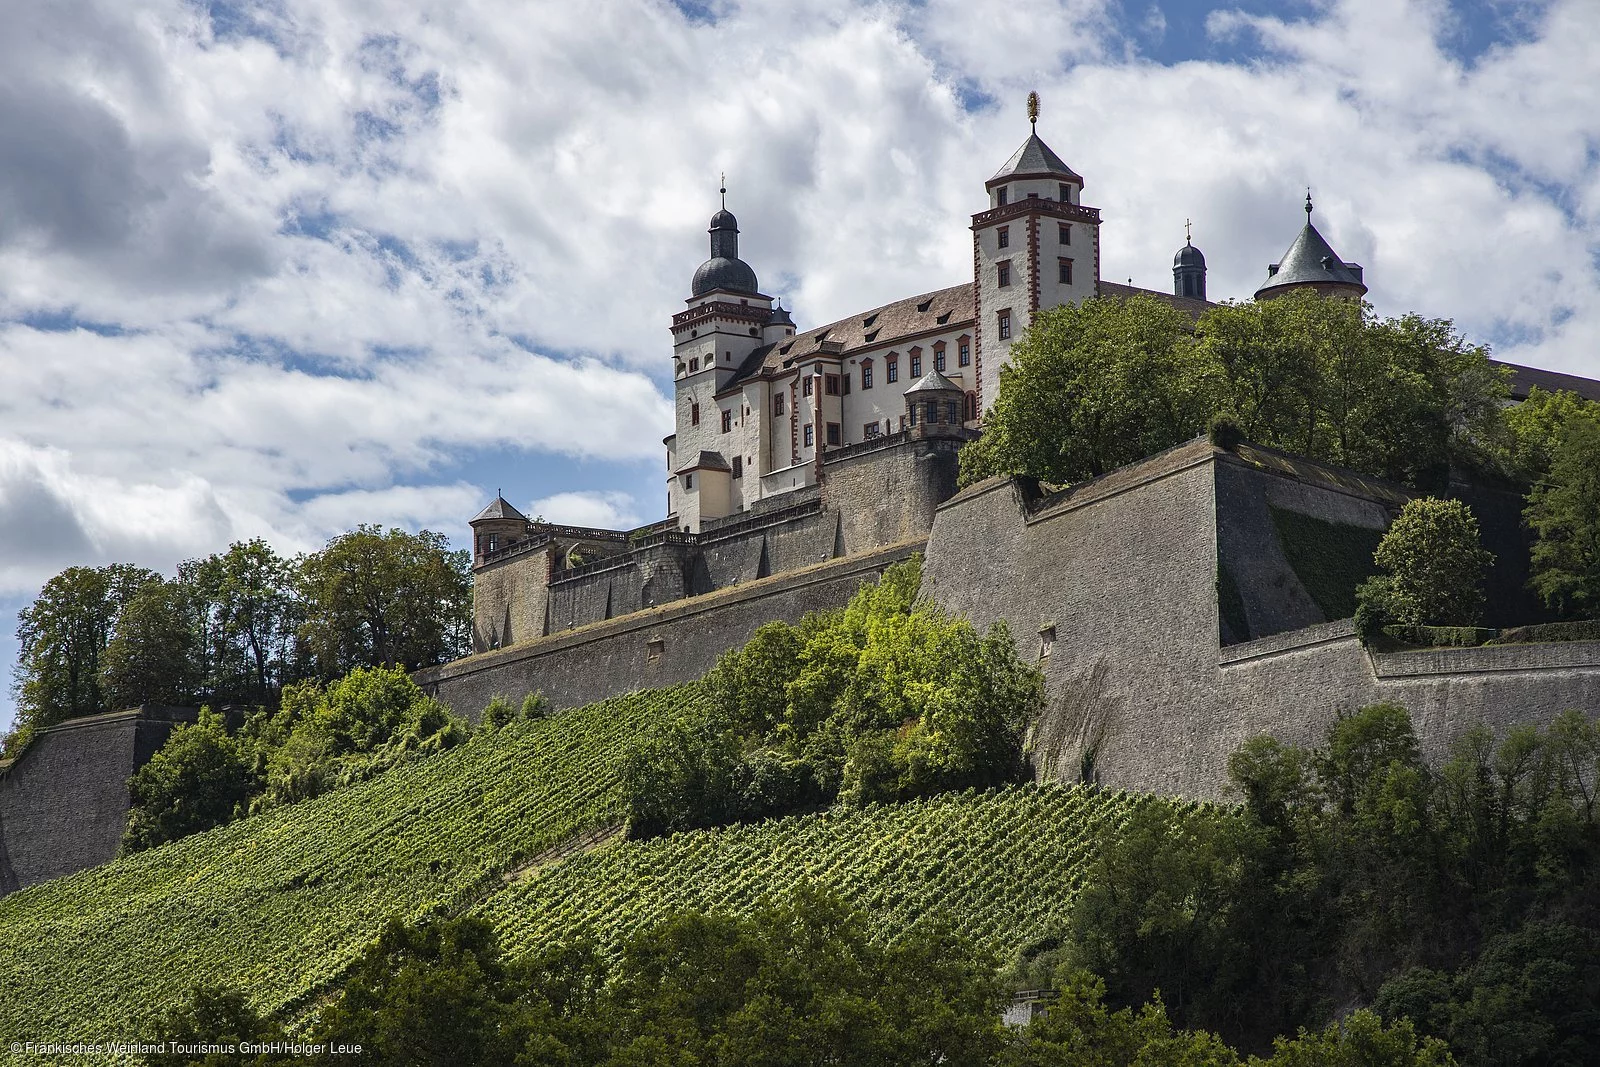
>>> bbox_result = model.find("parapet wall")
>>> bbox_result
[419,541,923,720]
[0,707,197,895]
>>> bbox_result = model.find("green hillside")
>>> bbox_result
[0,686,704,1041]
[0,683,1166,1045]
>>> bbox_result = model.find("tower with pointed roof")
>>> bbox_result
[970,93,1101,408]
[1255,193,1367,301]
[469,493,529,565]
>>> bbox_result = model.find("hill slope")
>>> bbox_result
[0,684,1181,1045]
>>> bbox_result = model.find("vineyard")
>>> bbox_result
[0,686,704,1043]
[481,783,1186,961]
[0,682,1196,1050]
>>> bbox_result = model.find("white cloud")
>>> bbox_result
[527,490,644,531]
[0,0,1597,657]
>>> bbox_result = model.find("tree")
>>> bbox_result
[962,289,1509,493]
[184,540,302,705]
[297,525,471,676]
[1497,385,1600,482]
[961,293,1215,486]
[1360,498,1494,627]
[123,710,257,853]
[12,564,162,732]
[147,984,285,1067]
[100,579,204,709]
[1525,416,1600,617]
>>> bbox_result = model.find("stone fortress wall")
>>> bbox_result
[0,707,200,894]
[921,439,1600,798]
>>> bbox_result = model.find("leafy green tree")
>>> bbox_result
[1496,385,1600,482]
[147,984,285,1067]
[998,970,1243,1066]
[122,710,257,853]
[1358,498,1494,627]
[184,540,302,705]
[1525,415,1600,617]
[100,578,204,709]
[961,293,1215,486]
[312,916,556,1066]
[297,525,471,677]
[1257,1011,1452,1067]
[11,564,161,732]
[963,289,1507,492]
[604,886,1008,1066]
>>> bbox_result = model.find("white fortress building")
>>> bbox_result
[663,108,1222,531]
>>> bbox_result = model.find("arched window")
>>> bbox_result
[964,391,978,421]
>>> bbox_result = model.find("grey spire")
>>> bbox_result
[1255,194,1367,300]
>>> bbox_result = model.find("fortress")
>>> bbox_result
[430,112,1600,793]
[5,114,1600,895]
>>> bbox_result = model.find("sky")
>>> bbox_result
[2,0,1597,731]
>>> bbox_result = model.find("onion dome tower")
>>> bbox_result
[1173,219,1206,301]
[691,184,760,297]
[1255,192,1367,301]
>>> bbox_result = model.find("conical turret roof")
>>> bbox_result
[471,494,527,523]
[1256,196,1367,299]
[988,130,1083,187]
[905,368,963,395]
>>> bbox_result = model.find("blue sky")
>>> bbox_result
[3,0,1598,731]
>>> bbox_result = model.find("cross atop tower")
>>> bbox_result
[1185,218,1192,244]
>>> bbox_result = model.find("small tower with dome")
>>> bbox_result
[1173,220,1207,301]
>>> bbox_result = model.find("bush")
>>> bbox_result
[1494,620,1600,644]
[1378,624,1496,649]
[482,695,515,730]
[1208,412,1244,450]
[123,710,257,854]
[1365,498,1494,626]
[520,691,550,720]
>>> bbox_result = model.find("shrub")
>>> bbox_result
[1208,412,1244,450]
[520,691,550,720]
[1366,498,1494,626]
[123,710,257,854]
[482,695,515,730]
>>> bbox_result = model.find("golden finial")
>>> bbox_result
[1026,91,1040,128]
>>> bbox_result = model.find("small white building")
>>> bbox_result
[664,111,1221,532]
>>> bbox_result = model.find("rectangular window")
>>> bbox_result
[997,261,1011,287]
[959,341,970,367]
[863,421,881,439]
[732,455,743,478]
[689,357,699,372]
[946,400,958,423]
[997,226,1010,249]
[826,422,841,446]
[1059,258,1073,284]
[910,352,922,377]
[908,404,917,427]
[862,364,873,389]
[1058,183,1070,203]
[685,472,694,489]
[998,311,1012,340]
[803,424,814,447]
[720,409,732,433]
[1059,223,1071,245]
[926,400,938,424]
[774,393,786,416]
[824,374,840,396]
[803,375,814,397]
[887,358,899,384]
[996,186,1008,205]
[934,349,946,372]
[842,373,851,395]
[691,402,700,425]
